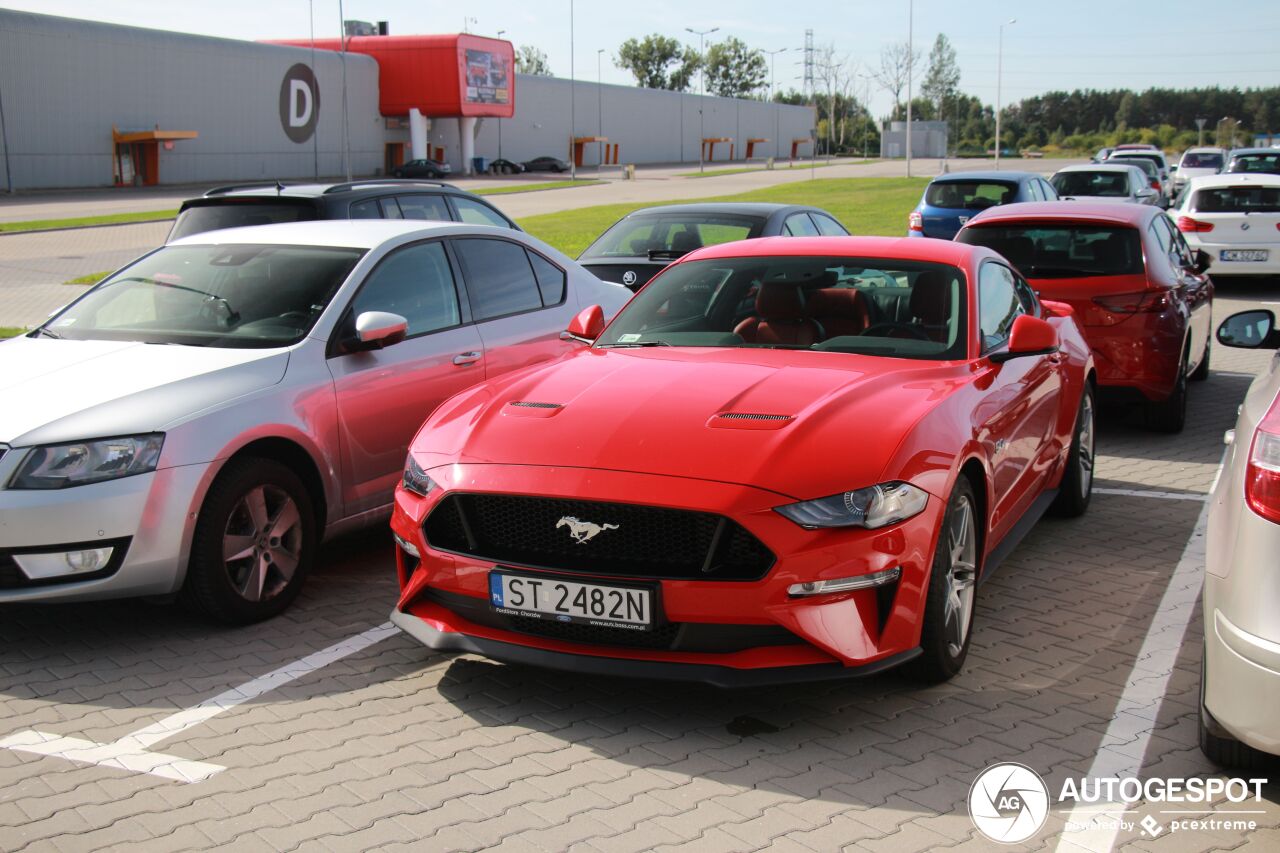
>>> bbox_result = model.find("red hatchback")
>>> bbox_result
[957,202,1213,432]
[389,237,1095,686]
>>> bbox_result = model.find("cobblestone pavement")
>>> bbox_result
[0,280,1277,852]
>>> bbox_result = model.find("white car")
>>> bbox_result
[1170,173,1280,276]
[1172,146,1226,193]
[0,221,629,623]
[1203,308,1280,768]
[1107,148,1172,200]
[1050,164,1161,205]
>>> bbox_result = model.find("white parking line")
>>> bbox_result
[1094,488,1207,501]
[1054,470,1218,852]
[0,621,400,783]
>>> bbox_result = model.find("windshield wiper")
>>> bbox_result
[33,327,61,339]
[599,340,670,348]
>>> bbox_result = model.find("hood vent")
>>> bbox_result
[508,401,563,409]
[717,412,793,421]
[503,400,564,419]
[708,412,795,431]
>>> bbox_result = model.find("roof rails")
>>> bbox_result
[322,178,456,194]
[203,181,300,196]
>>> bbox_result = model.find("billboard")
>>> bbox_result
[465,49,510,105]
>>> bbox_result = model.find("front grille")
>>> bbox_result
[422,588,803,652]
[424,494,774,581]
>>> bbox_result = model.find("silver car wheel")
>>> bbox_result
[943,495,978,658]
[1078,393,1095,497]
[222,485,302,603]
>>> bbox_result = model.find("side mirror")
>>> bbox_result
[990,315,1060,364]
[1192,249,1211,275]
[561,304,605,343]
[1218,309,1280,349]
[352,310,408,350]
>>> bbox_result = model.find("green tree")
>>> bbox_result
[703,37,767,98]
[1115,92,1137,129]
[920,34,961,123]
[515,45,552,76]
[616,34,700,91]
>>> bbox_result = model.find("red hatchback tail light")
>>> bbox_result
[1177,216,1215,233]
[1092,291,1169,315]
[908,211,923,232]
[1150,179,1161,190]
[1246,427,1280,525]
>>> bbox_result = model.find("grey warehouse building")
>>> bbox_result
[0,9,817,190]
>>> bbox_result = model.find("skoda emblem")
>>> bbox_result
[556,516,619,544]
[622,270,637,286]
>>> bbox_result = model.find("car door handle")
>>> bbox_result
[452,351,482,366]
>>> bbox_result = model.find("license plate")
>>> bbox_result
[488,571,653,630]
[1221,249,1269,262]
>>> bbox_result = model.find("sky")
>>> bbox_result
[3,0,1278,118]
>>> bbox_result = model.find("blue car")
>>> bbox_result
[907,171,1058,239]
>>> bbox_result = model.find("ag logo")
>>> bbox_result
[622,270,637,286]
[968,763,1049,844]
[279,63,320,143]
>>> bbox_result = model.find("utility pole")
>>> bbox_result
[686,26,718,173]
[995,17,1016,170]
[905,0,913,177]
[569,0,576,180]
[764,48,787,160]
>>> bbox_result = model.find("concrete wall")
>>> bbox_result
[424,76,817,172]
[0,9,384,189]
[880,121,948,159]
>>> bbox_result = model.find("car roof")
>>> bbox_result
[1056,163,1139,174]
[963,200,1154,227]
[165,219,507,249]
[1230,148,1280,156]
[620,203,804,218]
[195,179,459,200]
[929,171,1036,183]
[1184,173,1280,190]
[680,235,994,266]
[1183,147,1225,155]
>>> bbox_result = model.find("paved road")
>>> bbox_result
[0,278,1276,852]
[0,158,1083,328]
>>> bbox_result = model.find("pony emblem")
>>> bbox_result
[556,516,619,544]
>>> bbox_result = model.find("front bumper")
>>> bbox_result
[0,459,211,602]
[391,463,943,682]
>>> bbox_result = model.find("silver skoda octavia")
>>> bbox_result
[0,220,628,622]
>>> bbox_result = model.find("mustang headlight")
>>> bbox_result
[402,455,438,497]
[10,434,165,490]
[776,481,928,529]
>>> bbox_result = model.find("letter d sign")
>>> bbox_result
[279,63,320,143]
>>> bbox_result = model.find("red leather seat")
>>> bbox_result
[734,282,821,345]
[806,288,870,339]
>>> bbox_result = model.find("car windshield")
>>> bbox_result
[924,181,1016,209]
[1111,152,1162,167]
[168,202,317,240]
[1052,171,1130,197]
[40,244,364,348]
[957,224,1144,278]
[1192,186,1280,213]
[1181,152,1223,169]
[1228,153,1280,174]
[594,255,968,361]
[1109,158,1157,177]
[579,214,763,259]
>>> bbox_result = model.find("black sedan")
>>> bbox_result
[522,156,570,173]
[393,158,452,179]
[578,203,850,291]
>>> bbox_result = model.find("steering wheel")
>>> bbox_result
[861,322,931,341]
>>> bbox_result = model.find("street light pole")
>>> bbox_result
[597,48,605,168]
[905,0,913,177]
[686,26,718,173]
[764,48,787,160]
[995,17,1016,170]
[569,0,576,180]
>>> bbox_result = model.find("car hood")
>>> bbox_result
[413,347,961,500]
[0,337,290,446]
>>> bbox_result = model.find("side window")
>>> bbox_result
[1040,179,1058,200]
[527,250,567,306]
[1151,215,1189,269]
[451,196,514,229]
[1026,180,1043,202]
[379,197,403,219]
[812,213,849,236]
[979,262,1026,352]
[453,238,543,320]
[348,241,460,338]
[396,194,452,222]
[1012,272,1039,316]
[1169,226,1195,269]
[349,199,381,219]
[783,213,820,236]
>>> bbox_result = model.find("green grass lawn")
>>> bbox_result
[475,179,604,196]
[0,209,178,234]
[518,176,928,257]
[677,160,872,179]
[0,327,27,338]
[63,270,110,285]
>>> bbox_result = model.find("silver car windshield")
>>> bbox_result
[40,244,365,348]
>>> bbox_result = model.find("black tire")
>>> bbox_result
[1146,349,1188,433]
[907,478,980,683]
[1190,335,1211,381]
[1050,383,1095,518]
[1199,649,1275,771]
[180,457,317,624]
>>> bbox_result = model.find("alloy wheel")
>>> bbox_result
[1078,393,1096,497]
[221,485,303,603]
[943,495,978,658]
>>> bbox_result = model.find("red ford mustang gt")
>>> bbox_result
[389,237,1096,686]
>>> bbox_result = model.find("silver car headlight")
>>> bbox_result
[775,481,928,529]
[9,434,165,490]
[402,455,438,497]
